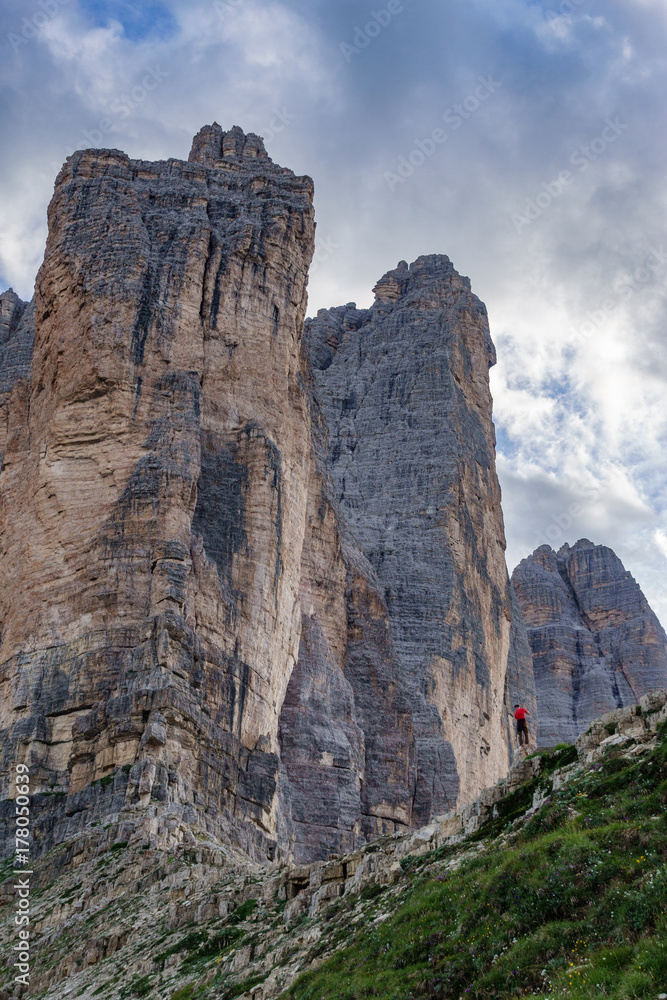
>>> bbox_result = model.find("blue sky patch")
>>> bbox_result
[78,0,178,42]
[495,424,518,458]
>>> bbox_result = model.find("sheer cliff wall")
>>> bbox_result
[513,539,667,746]
[0,124,317,859]
[304,258,536,827]
[0,127,533,864]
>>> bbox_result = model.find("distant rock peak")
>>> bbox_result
[513,538,667,746]
[0,287,34,400]
[0,288,26,333]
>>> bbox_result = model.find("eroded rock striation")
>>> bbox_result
[0,125,533,865]
[303,259,537,829]
[512,539,667,746]
[0,124,317,860]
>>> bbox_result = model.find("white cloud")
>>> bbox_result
[0,0,665,630]
[0,162,57,300]
[655,530,667,560]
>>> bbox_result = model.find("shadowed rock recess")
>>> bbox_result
[0,125,536,867]
[513,539,667,746]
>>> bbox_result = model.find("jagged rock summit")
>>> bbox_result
[512,538,667,746]
[0,125,534,868]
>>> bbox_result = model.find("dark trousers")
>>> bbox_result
[517,719,529,746]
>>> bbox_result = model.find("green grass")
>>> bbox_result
[164,898,262,975]
[361,883,386,901]
[220,972,268,999]
[155,923,246,973]
[228,897,258,924]
[129,974,153,997]
[60,881,83,901]
[286,728,667,999]
[180,927,244,970]
[170,986,196,1000]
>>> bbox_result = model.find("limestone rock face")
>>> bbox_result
[512,539,667,745]
[0,288,35,455]
[0,130,533,865]
[303,256,537,826]
[0,124,315,859]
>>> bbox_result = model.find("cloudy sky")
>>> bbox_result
[1,0,666,624]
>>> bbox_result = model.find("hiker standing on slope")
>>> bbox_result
[514,704,531,747]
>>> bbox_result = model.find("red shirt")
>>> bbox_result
[514,707,527,720]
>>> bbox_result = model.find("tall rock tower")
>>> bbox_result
[303,258,536,825]
[0,129,534,864]
[513,539,667,745]
[0,124,316,859]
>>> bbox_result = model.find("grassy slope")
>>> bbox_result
[286,729,667,1000]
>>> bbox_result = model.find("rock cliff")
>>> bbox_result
[304,259,537,827]
[512,539,667,745]
[0,123,317,861]
[0,125,533,866]
[2,690,665,1000]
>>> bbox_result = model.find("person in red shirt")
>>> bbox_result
[514,704,531,747]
